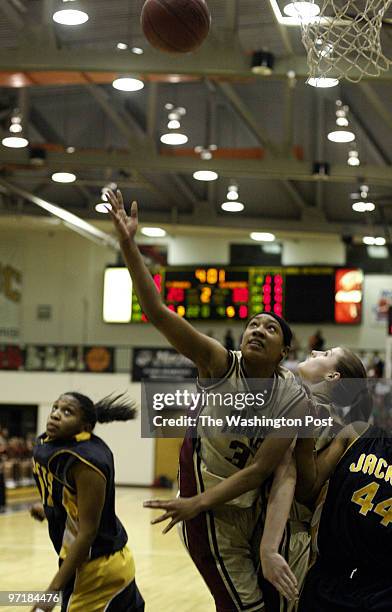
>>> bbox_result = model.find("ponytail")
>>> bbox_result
[64,391,137,429]
[95,393,137,424]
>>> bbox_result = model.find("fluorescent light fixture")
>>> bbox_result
[160,132,188,145]
[131,47,144,55]
[51,172,76,183]
[283,2,320,18]
[112,77,144,91]
[307,77,339,88]
[103,268,132,323]
[117,42,128,50]
[193,170,218,181]
[53,2,89,26]
[352,201,375,212]
[2,135,28,148]
[221,202,244,212]
[95,202,112,214]
[374,237,386,246]
[141,227,166,237]
[250,232,276,242]
[363,236,375,245]
[327,129,355,143]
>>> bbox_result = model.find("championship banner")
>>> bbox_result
[0,345,114,372]
[132,347,197,381]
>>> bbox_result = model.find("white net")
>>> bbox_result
[297,0,392,82]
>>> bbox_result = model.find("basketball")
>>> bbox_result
[141,0,211,53]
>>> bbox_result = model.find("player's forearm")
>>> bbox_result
[48,532,96,591]
[119,238,165,323]
[260,463,296,554]
[198,463,268,511]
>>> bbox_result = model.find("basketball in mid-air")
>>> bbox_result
[141,0,211,53]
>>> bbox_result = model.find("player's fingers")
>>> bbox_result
[116,189,124,209]
[162,519,177,534]
[275,579,295,601]
[143,499,172,509]
[278,578,298,599]
[130,200,138,217]
[150,511,175,525]
[105,190,118,211]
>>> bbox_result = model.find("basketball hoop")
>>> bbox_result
[295,0,392,83]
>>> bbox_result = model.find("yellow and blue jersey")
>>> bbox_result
[33,431,127,561]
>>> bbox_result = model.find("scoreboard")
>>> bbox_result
[105,266,362,325]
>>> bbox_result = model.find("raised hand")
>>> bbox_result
[105,189,138,244]
[143,496,203,533]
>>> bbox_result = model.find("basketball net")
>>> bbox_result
[296,0,392,83]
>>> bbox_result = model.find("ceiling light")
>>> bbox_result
[328,129,355,143]
[251,50,275,75]
[2,135,28,148]
[307,77,339,88]
[226,183,239,200]
[117,42,128,50]
[51,172,77,183]
[374,237,386,246]
[168,119,180,129]
[112,77,144,91]
[161,105,188,145]
[250,232,276,242]
[347,149,360,166]
[193,170,218,181]
[141,227,166,237]
[160,132,188,145]
[53,1,89,25]
[352,201,375,212]
[363,236,374,245]
[221,202,244,212]
[283,2,320,19]
[328,100,355,143]
[66,146,76,153]
[131,47,144,55]
[95,203,112,214]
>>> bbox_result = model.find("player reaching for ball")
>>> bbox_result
[106,189,308,612]
[29,391,144,612]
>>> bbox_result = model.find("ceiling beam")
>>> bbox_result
[215,81,309,211]
[0,41,386,82]
[0,0,25,29]
[358,82,392,133]
[2,147,391,185]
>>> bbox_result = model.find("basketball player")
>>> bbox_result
[106,189,308,612]
[295,350,392,612]
[29,392,144,612]
[259,347,372,611]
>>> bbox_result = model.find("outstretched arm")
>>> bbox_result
[144,431,298,532]
[260,445,298,602]
[106,189,227,376]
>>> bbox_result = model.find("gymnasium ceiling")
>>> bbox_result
[0,0,392,243]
